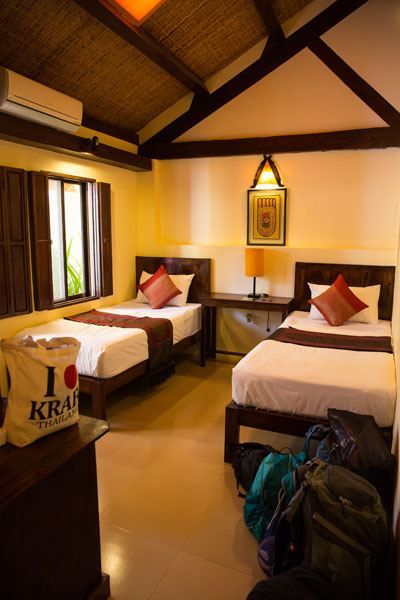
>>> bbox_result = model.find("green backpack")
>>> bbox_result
[243,448,307,541]
[274,460,391,600]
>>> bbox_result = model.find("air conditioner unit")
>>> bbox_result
[0,68,83,133]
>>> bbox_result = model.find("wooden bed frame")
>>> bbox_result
[224,262,395,461]
[79,256,211,420]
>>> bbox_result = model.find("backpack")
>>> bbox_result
[243,426,319,541]
[313,409,396,514]
[273,460,391,600]
[247,566,337,600]
[230,442,277,497]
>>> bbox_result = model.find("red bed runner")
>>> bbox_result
[268,327,392,353]
[66,309,174,373]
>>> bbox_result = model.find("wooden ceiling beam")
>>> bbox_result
[140,127,400,159]
[0,113,151,172]
[72,0,207,95]
[140,0,369,152]
[309,38,400,127]
[253,0,285,45]
[82,115,139,145]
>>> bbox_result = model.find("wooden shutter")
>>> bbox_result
[0,167,32,319]
[97,182,113,297]
[0,167,10,318]
[29,172,54,310]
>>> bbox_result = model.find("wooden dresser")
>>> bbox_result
[0,416,109,600]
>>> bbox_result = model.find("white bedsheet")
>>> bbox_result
[232,311,396,427]
[15,301,201,378]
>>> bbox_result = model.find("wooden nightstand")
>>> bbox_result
[200,293,293,365]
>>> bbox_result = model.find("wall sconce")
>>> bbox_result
[245,247,264,298]
[251,154,282,189]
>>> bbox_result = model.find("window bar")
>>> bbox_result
[81,182,90,298]
[60,180,69,302]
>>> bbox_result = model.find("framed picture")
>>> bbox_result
[247,188,287,246]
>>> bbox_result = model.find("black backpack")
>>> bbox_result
[230,442,276,497]
[247,566,336,600]
[273,460,391,600]
[312,409,396,514]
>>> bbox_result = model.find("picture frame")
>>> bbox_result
[247,188,287,246]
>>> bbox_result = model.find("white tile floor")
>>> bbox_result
[95,354,302,600]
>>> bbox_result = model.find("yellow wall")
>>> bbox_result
[0,139,138,390]
[391,214,400,590]
[137,150,400,351]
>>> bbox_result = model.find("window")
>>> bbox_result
[48,177,92,303]
[29,172,112,310]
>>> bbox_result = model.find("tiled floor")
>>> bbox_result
[95,354,302,600]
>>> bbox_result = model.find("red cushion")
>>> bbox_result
[139,265,181,309]
[309,274,369,326]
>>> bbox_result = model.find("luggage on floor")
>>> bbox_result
[272,460,390,600]
[312,408,396,513]
[247,566,336,600]
[230,442,277,497]
[243,427,318,541]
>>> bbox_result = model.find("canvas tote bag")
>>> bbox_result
[1,336,81,447]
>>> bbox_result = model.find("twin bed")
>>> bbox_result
[16,257,211,420]
[225,262,396,461]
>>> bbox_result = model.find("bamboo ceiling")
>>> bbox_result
[0,0,313,140]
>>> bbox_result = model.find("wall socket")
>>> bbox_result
[246,313,253,323]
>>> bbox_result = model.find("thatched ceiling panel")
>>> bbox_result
[271,0,316,25]
[142,0,314,80]
[0,0,186,134]
[142,0,266,80]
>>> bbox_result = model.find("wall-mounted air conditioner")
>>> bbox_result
[0,67,83,134]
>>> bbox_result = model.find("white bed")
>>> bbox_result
[224,262,396,462]
[232,310,396,428]
[15,301,201,378]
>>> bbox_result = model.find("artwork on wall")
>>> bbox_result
[247,188,287,246]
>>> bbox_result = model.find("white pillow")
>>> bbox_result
[308,282,381,324]
[136,271,195,306]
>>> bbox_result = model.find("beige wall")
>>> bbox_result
[137,149,399,350]
[0,139,138,390]
[391,214,400,583]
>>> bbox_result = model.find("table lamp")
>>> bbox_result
[245,248,264,298]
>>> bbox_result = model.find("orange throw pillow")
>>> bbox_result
[309,274,369,326]
[139,265,182,309]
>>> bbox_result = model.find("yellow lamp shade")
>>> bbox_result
[245,248,264,277]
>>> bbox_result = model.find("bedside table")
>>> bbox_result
[200,293,293,365]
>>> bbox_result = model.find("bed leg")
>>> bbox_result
[91,381,107,421]
[200,304,207,367]
[224,401,240,463]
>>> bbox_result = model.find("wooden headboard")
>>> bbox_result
[293,262,395,321]
[135,257,211,303]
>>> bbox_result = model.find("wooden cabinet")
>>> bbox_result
[0,167,32,318]
[0,416,110,600]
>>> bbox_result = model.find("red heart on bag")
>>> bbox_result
[64,365,78,389]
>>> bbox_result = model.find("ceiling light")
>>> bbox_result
[110,0,166,22]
